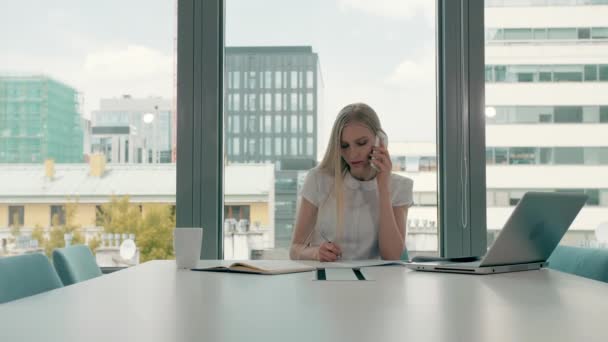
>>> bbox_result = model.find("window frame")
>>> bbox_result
[177,0,487,259]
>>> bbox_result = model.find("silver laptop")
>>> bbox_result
[406,192,588,274]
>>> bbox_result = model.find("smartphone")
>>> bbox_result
[370,131,388,171]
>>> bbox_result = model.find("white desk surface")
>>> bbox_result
[1,260,607,342]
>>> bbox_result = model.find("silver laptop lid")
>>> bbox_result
[480,192,588,267]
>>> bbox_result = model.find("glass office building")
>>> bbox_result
[225,46,323,251]
[225,46,321,164]
[0,75,83,163]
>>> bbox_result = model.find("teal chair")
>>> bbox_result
[548,245,608,283]
[0,253,63,304]
[52,245,102,286]
[400,248,410,262]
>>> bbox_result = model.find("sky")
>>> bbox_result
[0,0,436,146]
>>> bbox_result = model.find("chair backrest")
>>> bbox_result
[52,245,102,286]
[548,245,608,283]
[0,253,63,304]
[400,248,410,262]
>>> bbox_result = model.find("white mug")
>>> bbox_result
[173,227,203,269]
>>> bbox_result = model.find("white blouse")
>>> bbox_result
[299,167,414,260]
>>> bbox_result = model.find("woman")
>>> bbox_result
[290,103,413,261]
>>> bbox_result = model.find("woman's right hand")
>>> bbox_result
[318,242,342,262]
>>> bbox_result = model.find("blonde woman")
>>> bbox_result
[290,103,413,261]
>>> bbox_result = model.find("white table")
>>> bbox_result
[1,260,607,341]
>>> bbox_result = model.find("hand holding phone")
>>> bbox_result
[370,131,388,171]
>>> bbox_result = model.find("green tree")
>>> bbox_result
[137,204,176,262]
[97,196,175,262]
[43,202,85,257]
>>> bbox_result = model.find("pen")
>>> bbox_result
[319,231,341,259]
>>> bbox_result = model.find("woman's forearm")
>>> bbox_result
[378,187,405,260]
[289,243,319,260]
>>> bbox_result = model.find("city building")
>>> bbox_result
[225,46,323,251]
[0,160,275,262]
[0,75,84,163]
[90,95,172,164]
[484,0,608,246]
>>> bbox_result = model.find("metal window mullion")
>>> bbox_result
[438,0,486,258]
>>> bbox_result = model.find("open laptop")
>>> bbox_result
[405,192,588,274]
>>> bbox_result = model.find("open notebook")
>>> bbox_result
[191,259,404,275]
[191,260,316,275]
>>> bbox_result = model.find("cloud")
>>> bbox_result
[387,56,435,86]
[337,0,434,26]
[84,45,172,80]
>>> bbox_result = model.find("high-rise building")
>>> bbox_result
[395,1,608,255]
[225,46,322,164]
[484,0,608,247]
[225,46,324,251]
[0,75,83,163]
[91,95,172,164]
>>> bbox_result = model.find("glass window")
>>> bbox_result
[533,28,547,40]
[509,147,536,164]
[265,138,271,156]
[264,71,272,89]
[554,106,583,122]
[1,0,178,262]
[548,28,577,40]
[264,93,271,111]
[290,115,297,132]
[578,28,591,39]
[584,65,598,81]
[233,138,240,155]
[291,71,297,89]
[504,28,533,40]
[264,115,272,132]
[307,137,313,156]
[306,71,313,89]
[275,137,282,155]
[584,147,600,165]
[234,71,241,89]
[554,147,584,164]
[583,106,599,123]
[540,148,553,164]
[495,148,508,164]
[226,0,438,259]
[307,115,313,134]
[233,116,240,133]
[591,27,608,39]
[8,206,24,226]
[234,94,240,111]
[50,205,66,226]
[600,106,608,122]
[599,65,608,81]
[553,65,583,82]
[306,93,313,111]
[290,137,297,155]
[289,93,297,111]
[486,148,494,164]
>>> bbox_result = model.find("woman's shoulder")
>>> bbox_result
[306,166,333,181]
[390,173,414,190]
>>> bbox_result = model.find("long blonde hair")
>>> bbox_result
[318,103,385,243]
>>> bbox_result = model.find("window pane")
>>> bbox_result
[485,3,607,249]
[554,106,583,122]
[0,1,177,264]
[226,0,438,259]
[504,28,533,40]
[584,65,598,81]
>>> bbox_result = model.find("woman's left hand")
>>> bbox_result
[371,145,392,191]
